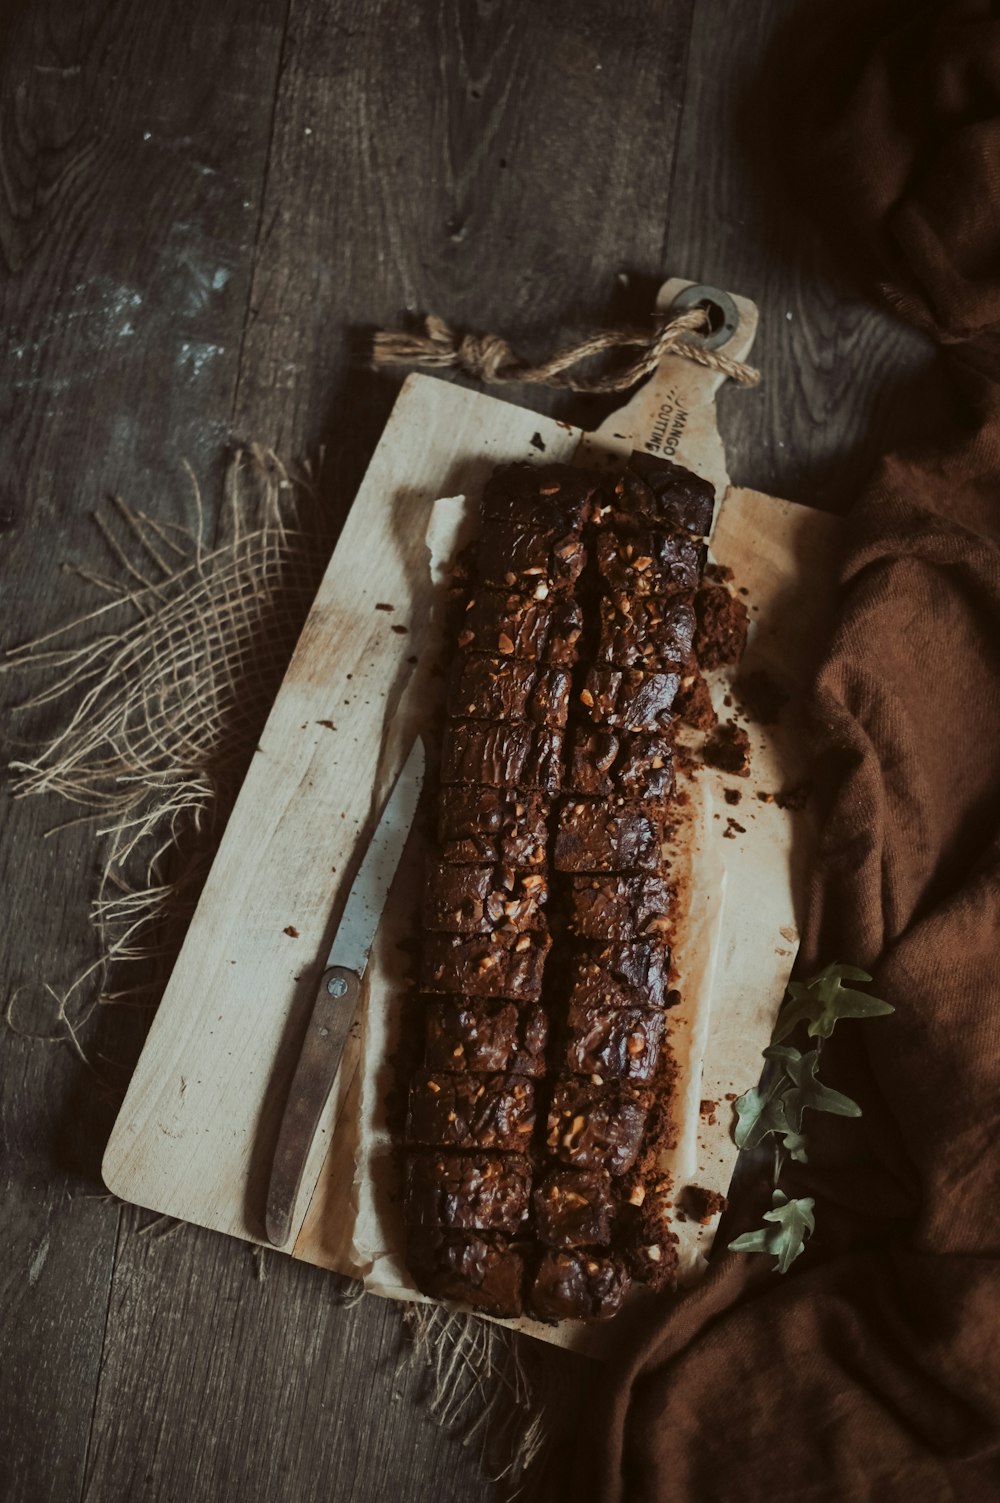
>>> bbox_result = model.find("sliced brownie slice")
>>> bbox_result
[532,1168,614,1249]
[567,873,672,943]
[447,654,571,727]
[441,722,564,795]
[438,786,549,867]
[617,453,715,538]
[405,1230,525,1318]
[546,1079,650,1176]
[403,1152,532,1233]
[567,939,670,1009]
[596,594,695,671]
[563,1000,666,1082]
[579,665,679,733]
[422,862,547,934]
[477,520,586,597]
[458,588,583,664]
[424,997,548,1076]
[554,799,666,873]
[422,926,552,1000]
[566,729,675,801]
[481,462,599,532]
[406,1071,535,1151]
[529,1249,631,1322]
[595,525,706,601]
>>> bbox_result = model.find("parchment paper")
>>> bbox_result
[344,492,789,1352]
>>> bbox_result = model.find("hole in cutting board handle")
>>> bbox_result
[669,283,740,351]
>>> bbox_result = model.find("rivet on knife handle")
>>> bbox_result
[265,966,361,1247]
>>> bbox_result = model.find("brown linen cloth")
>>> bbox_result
[583,5,1000,1499]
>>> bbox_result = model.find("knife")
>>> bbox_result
[264,736,425,1247]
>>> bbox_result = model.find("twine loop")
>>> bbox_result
[373,306,760,393]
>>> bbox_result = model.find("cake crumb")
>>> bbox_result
[682,1185,729,1224]
[704,720,751,776]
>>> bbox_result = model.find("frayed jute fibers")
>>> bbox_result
[1,442,557,1495]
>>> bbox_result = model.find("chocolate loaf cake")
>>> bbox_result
[401,453,719,1321]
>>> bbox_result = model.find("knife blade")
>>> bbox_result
[264,736,425,1247]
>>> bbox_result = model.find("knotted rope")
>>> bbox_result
[372,306,760,392]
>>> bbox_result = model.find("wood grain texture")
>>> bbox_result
[82,1214,497,1503]
[229,0,696,492]
[0,4,296,1502]
[664,0,946,515]
[0,0,938,1498]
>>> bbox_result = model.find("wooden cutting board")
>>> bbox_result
[103,280,840,1352]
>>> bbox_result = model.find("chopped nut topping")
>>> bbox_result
[645,1244,662,1262]
[628,1184,646,1207]
[457,629,474,647]
[497,632,515,655]
[514,934,532,952]
[533,583,549,600]
[427,1080,441,1093]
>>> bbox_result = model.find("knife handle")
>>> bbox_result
[264,965,361,1248]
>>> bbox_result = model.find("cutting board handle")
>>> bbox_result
[580,278,759,505]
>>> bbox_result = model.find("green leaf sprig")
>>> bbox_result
[727,963,893,1273]
[729,1190,816,1275]
[771,963,895,1043]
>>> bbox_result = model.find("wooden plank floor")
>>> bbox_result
[0,4,938,1501]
